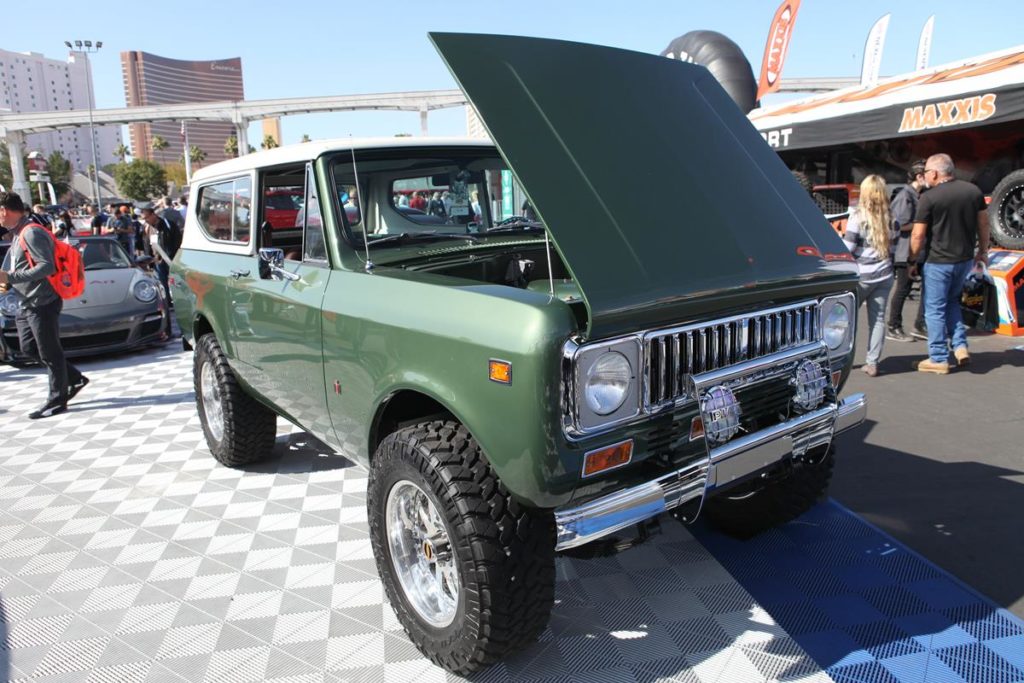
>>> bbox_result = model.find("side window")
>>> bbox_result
[303,164,327,262]
[197,177,252,243]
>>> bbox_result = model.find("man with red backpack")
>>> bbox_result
[0,192,88,418]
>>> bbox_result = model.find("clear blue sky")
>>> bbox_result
[6,0,1020,148]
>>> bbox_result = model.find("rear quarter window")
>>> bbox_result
[197,177,253,243]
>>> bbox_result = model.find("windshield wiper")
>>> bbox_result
[366,231,479,248]
[484,220,545,234]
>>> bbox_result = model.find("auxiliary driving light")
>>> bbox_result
[701,385,741,445]
[793,359,827,411]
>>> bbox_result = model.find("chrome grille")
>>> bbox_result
[645,301,820,409]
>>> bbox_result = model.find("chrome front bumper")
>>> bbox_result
[554,391,866,551]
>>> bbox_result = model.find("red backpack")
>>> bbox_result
[18,224,86,299]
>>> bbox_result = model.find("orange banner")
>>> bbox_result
[757,0,802,102]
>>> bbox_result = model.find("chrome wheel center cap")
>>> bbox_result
[385,480,460,628]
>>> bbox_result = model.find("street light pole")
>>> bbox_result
[65,39,103,209]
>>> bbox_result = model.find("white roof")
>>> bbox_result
[190,136,495,182]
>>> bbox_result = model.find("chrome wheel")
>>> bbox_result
[385,479,460,627]
[200,360,225,442]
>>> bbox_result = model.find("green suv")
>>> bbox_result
[171,33,866,674]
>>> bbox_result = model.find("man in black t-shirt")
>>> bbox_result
[88,204,107,236]
[910,153,989,374]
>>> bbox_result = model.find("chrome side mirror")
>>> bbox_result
[259,247,284,269]
[258,247,299,281]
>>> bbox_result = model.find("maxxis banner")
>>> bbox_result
[756,0,802,101]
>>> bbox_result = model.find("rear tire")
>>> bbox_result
[704,444,835,539]
[368,420,555,674]
[989,169,1024,250]
[193,333,276,467]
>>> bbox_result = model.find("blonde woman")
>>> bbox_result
[843,175,898,376]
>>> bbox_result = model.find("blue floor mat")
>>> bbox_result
[692,500,1024,683]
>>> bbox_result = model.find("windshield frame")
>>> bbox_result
[78,238,134,271]
[328,145,540,256]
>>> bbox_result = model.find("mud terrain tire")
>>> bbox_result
[194,333,276,467]
[368,420,555,674]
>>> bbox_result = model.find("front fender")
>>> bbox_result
[320,270,580,509]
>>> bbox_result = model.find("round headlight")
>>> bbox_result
[584,352,632,416]
[0,294,21,318]
[823,302,851,350]
[133,279,158,303]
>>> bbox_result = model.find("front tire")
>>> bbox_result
[368,421,555,674]
[703,444,835,538]
[193,333,276,467]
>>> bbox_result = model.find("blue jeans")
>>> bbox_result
[922,260,972,363]
[858,276,893,366]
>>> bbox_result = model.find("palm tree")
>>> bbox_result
[224,135,239,158]
[300,134,311,143]
[151,135,169,165]
[188,145,207,169]
[114,143,130,163]
[261,134,279,150]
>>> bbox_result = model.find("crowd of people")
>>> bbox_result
[0,191,186,420]
[17,197,186,296]
[843,153,990,377]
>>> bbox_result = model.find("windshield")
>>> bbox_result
[331,148,542,248]
[79,240,133,270]
[1,238,132,271]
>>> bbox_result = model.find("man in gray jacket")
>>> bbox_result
[0,192,88,418]
[887,161,929,342]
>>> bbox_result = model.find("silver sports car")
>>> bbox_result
[0,236,170,361]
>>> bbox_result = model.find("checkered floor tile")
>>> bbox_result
[694,503,1024,683]
[0,344,834,682]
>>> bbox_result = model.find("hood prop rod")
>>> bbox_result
[543,227,554,297]
[349,137,372,272]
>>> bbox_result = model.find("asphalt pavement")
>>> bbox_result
[833,295,1024,619]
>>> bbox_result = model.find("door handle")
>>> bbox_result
[230,269,250,279]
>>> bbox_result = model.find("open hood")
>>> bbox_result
[430,33,855,339]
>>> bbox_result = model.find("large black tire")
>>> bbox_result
[703,444,835,539]
[193,333,276,467]
[791,170,813,196]
[989,169,1024,250]
[368,421,555,674]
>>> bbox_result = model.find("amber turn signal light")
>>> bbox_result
[832,371,842,389]
[689,416,705,441]
[582,440,633,478]
[489,359,512,384]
